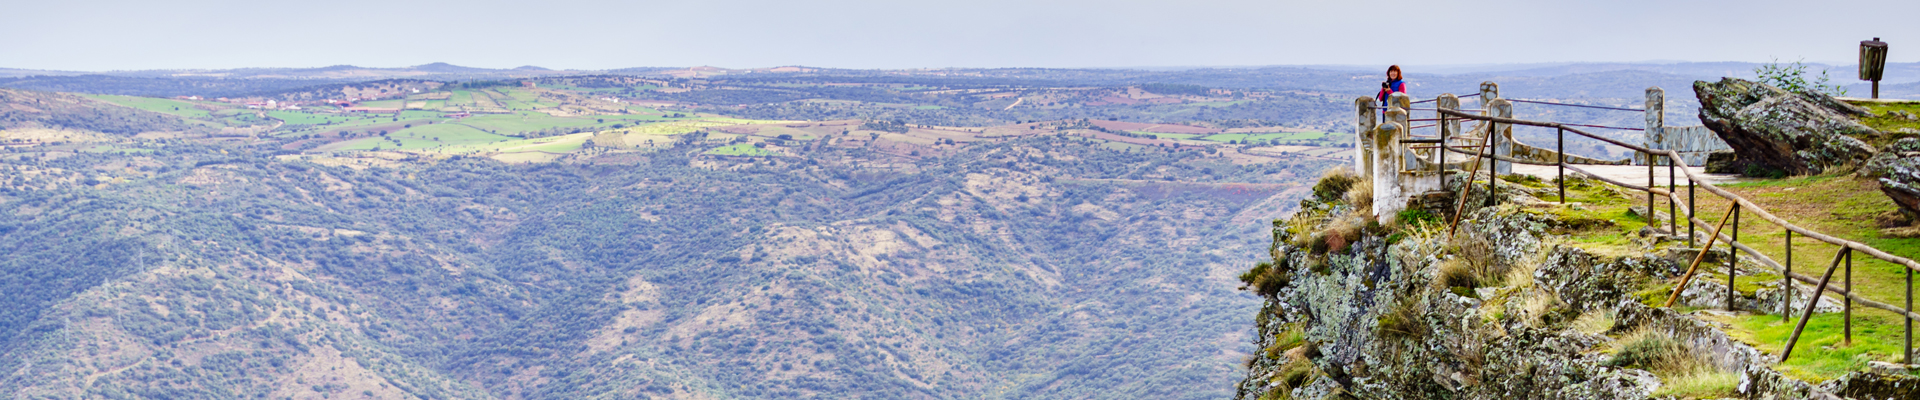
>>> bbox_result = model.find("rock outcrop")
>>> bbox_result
[1864,138,1920,222]
[1694,78,1879,176]
[1238,175,1920,400]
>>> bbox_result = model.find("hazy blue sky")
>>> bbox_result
[6,0,1917,71]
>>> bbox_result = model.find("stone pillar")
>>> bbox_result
[1479,81,1500,108]
[1355,97,1378,176]
[1373,118,1406,221]
[1436,94,1461,167]
[1487,98,1514,175]
[1387,93,1413,172]
[1436,94,1461,139]
[1645,87,1665,166]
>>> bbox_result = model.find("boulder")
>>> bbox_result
[1863,138,1920,222]
[1694,78,1879,176]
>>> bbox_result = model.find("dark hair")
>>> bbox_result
[1386,65,1402,81]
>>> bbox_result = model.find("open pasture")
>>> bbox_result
[83,94,217,119]
[454,111,598,135]
[428,132,592,155]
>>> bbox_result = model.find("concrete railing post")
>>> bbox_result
[1387,92,1413,170]
[1487,98,1513,175]
[1646,87,1665,166]
[1479,81,1500,110]
[1436,94,1460,169]
[1373,113,1407,221]
[1355,98,1378,177]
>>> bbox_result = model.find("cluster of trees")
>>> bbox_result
[0,123,1337,398]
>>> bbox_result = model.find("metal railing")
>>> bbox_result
[1432,108,1920,364]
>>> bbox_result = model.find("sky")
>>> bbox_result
[5,0,1918,71]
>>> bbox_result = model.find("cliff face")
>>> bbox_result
[1235,172,1920,400]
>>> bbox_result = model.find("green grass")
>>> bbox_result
[267,111,345,125]
[83,94,216,119]
[455,112,597,135]
[1853,101,1920,141]
[913,105,946,110]
[705,144,779,157]
[391,124,516,146]
[448,91,473,106]
[358,99,405,108]
[1550,170,1920,382]
[398,111,444,120]
[1727,312,1912,381]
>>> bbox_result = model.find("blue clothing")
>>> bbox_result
[1376,80,1406,103]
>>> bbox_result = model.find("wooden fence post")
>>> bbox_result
[1783,249,1854,361]
[1730,204,1739,311]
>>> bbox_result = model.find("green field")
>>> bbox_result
[455,112,597,135]
[333,123,516,151]
[268,111,346,125]
[422,133,592,154]
[84,95,216,119]
[448,91,473,106]
[393,124,516,145]
[705,144,779,156]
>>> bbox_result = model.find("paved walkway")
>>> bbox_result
[1510,164,1745,186]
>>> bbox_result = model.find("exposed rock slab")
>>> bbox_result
[1864,137,1920,221]
[1694,78,1878,176]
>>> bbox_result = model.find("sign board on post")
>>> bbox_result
[1861,38,1889,99]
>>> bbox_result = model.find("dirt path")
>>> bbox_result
[1510,164,1744,186]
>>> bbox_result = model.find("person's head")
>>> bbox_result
[1386,65,1402,82]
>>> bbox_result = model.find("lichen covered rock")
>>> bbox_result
[1863,137,1920,222]
[1694,78,1878,176]
[1236,187,1920,399]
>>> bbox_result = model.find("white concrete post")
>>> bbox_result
[1479,81,1500,110]
[1645,87,1665,166]
[1488,98,1514,175]
[1373,116,1406,221]
[1387,92,1413,172]
[1355,97,1378,176]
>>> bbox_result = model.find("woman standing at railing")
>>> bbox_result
[1376,65,1406,104]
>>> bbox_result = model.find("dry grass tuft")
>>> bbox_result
[1344,178,1373,216]
[1604,327,1739,398]
[1311,167,1360,203]
[1570,308,1616,335]
[1376,296,1429,342]
[1521,289,1567,328]
[1434,258,1478,292]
